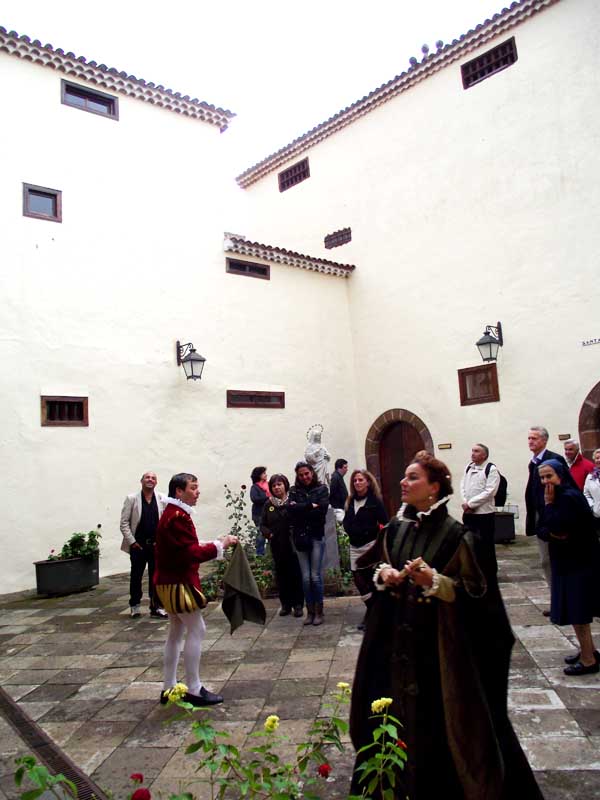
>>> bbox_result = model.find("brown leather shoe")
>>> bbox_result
[312,603,324,626]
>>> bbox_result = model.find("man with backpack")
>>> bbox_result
[460,443,502,586]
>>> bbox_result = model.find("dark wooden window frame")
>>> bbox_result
[278,158,310,192]
[23,183,62,223]
[461,37,518,90]
[226,390,285,409]
[458,363,500,406]
[41,396,89,427]
[226,258,270,281]
[61,79,119,120]
[324,227,352,249]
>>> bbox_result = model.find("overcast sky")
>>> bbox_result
[1,0,504,172]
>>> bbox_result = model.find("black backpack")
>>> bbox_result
[466,462,508,507]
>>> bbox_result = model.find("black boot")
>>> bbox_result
[303,603,315,625]
[313,603,324,626]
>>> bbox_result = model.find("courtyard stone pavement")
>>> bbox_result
[0,536,599,800]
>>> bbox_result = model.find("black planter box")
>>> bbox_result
[494,512,516,544]
[34,555,99,596]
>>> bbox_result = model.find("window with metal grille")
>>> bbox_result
[461,37,517,89]
[278,158,310,192]
[226,258,270,280]
[23,183,62,222]
[41,396,89,426]
[61,80,119,119]
[227,391,285,409]
[324,227,352,249]
[457,364,499,406]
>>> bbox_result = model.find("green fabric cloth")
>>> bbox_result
[221,544,266,634]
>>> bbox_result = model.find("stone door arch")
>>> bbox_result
[365,409,434,518]
[579,380,600,459]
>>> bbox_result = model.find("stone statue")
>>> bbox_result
[305,424,331,487]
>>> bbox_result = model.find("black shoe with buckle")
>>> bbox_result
[564,660,600,676]
[564,650,600,666]
[184,687,224,707]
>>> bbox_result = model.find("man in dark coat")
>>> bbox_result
[525,426,568,612]
[329,458,348,513]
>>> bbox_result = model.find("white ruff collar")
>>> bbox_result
[166,497,195,515]
[416,495,450,519]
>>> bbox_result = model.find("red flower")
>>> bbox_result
[396,739,407,750]
[317,763,331,778]
[131,789,151,800]
[130,774,144,784]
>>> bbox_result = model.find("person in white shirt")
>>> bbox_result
[460,443,500,585]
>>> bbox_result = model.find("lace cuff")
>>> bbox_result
[422,569,456,602]
[373,562,392,591]
[212,540,224,561]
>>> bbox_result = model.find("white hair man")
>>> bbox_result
[563,439,593,490]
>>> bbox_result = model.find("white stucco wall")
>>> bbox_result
[0,56,358,593]
[239,0,600,522]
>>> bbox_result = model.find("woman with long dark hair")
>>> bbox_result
[350,451,543,799]
[538,459,600,674]
[260,473,304,618]
[287,462,329,625]
[343,469,388,629]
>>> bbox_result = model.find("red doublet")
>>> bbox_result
[154,503,218,591]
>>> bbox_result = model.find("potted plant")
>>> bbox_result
[34,525,101,596]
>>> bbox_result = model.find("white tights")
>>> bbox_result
[162,609,206,696]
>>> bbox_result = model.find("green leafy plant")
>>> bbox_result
[224,484,258,554]
[46,525,102,561]
[14,756,76,800]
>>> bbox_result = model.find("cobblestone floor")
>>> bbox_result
[0,537,599,799]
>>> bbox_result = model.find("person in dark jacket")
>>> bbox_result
[287,462,329,625]
[329,458,349,513]
[343,469,388,629]
[260,473,304,618]
[538,459,600,675]
[250,466,270,556]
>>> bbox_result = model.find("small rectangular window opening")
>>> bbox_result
[41,396,89,426]
[23,184,62,222]
[278,158,310,192]
[226,258,270,280]
[324,227,352,249]
[227,390,285,409]
[461,37,518,89]
[61,80,119,119]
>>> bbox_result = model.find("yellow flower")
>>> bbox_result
[336,682,351,694]
[167,682,188,702]
[371,697,393,714]
[264,714,280,732]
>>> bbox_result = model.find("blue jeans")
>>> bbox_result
[254,526,266,557]
[296,538,325,605]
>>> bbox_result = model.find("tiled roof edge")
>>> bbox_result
[224,235,355,278]
[236,0,559,186]
[0,26,235,130]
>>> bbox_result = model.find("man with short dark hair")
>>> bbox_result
[120,471,167,618]
[330,458,349,514]
[460,443,500,585]
[564,439,593,490]
[525,427,568,612]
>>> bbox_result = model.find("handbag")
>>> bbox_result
[293,527,312,552]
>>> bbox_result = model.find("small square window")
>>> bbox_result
[227,390,285,409]
[41,396,89,426]
[226,258,270,280]
[461,37,518,90]
[278,158,310,192]
[458,364,500,406]
[23,184,62,223]
[61,80,119,119]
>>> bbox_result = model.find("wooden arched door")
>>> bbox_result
[379,422,425,518]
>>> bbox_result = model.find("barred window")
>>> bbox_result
[278,158,310,192]
[324,227,352,249]
[461,38,517,89]
[227,391,285,409]
[226,258,270,280]
[41,396,89,426]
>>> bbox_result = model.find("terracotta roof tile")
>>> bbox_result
[0,26,235,130]
[236,0,559,187]
[224,234,355,278]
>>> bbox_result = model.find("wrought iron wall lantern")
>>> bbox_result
[476,321,503,362]
[176,341,206,381]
